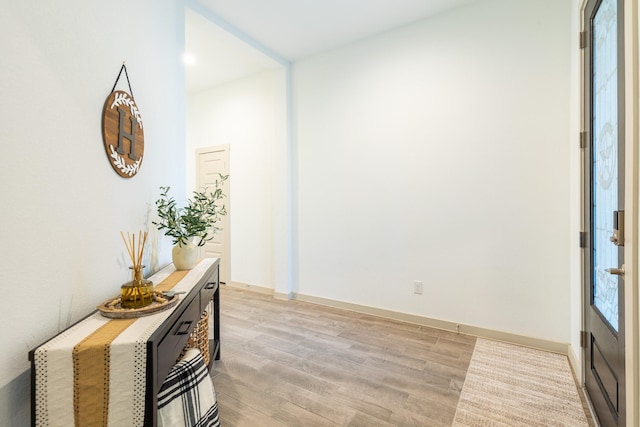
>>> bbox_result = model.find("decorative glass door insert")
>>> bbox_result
[592,0,619,332]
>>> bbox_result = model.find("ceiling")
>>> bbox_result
[185,8,282,94]
[185,0,481,93]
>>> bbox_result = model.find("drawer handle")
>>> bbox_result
[205,282,217,289]
[176,321,193,335]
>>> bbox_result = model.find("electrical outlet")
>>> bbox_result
[413,281,423,295]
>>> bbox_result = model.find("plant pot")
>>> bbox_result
[172,240,198,270]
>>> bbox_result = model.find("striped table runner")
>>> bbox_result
[33,258,215,427]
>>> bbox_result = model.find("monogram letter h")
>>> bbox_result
[116,106,138,160]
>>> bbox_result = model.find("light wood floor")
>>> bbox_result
[210,286,476,426]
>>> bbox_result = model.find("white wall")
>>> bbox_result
[294,0,573,343]
[0,1,185,425]
[186,69,287,290]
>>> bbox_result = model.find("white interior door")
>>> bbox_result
[196,145,230,285]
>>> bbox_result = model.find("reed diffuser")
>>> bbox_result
[120,231,153,309]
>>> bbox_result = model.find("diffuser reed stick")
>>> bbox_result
[120,230,148,270]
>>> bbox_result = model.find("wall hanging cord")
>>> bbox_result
[111,62,135,99]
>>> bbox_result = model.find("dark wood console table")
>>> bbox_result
[29,258,220,427]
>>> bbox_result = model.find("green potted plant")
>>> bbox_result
[153,174,228,270]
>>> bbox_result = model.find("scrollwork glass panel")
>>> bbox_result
[592,0,618,332]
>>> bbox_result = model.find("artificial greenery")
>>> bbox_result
[153,174,228,247]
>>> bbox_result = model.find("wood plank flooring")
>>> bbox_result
[210,286,476,426]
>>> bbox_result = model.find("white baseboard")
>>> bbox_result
[567,344,582,382]
[273,291,293,300]
[226,281,274,295]
[225,285,572,356]
[290,292,569,355]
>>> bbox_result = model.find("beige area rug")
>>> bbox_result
[453,338,589,426]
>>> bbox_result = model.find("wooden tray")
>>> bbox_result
[97,291,179,319]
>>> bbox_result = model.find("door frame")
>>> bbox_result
[579,0,638,424]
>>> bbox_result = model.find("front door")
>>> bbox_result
[583,0,625,425]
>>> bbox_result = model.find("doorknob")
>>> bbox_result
[605,264,625,276]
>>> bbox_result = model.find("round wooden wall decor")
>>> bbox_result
[102,90,145,178]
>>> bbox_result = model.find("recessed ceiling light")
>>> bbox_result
[183,53,196,65]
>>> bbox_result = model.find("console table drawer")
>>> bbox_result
[200,280,218,312]
[156,294,201,386]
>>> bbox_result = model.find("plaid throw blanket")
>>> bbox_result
[158,349,220,427]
